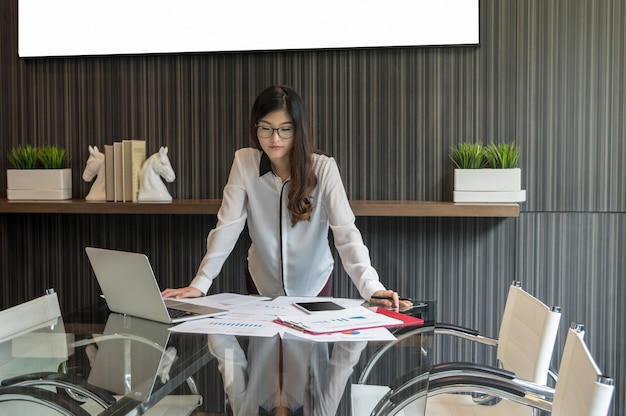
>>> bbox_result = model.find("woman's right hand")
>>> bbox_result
[161,286,203,299]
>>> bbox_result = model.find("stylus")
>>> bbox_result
[370,296,412,302]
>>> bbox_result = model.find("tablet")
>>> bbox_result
[293,301,345,314]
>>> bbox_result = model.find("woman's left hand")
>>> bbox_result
[369,290,413,309]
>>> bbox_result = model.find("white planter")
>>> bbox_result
[6,168,72,200]
[453,168,525,203]
[454,168,521,191]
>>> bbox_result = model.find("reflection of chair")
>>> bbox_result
[0,385,91,416]
[1,290,201,416]
[0,289,111,415]
[352,281,561,416]
[375,324,615,416]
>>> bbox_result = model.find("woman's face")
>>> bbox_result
[256,108,295,167]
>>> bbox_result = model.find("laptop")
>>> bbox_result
[85,247,228,324]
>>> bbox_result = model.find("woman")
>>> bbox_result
[162,85,410,309]
[163,85,411,415]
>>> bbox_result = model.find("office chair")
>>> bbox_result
[0,385,91,416]
[352,281,561,416]
[437,281,561,384]
[371,323,614,416]
[0,288,63,343]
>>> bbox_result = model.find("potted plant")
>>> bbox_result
[450,142,526,203]
[6,145,72,200]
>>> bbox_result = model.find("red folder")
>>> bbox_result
[371,307,424,328]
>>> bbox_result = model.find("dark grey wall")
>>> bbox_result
[1,1,624,414]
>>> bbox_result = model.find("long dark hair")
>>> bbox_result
[249,86,317,226]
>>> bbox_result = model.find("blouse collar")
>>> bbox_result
[259,151,273,177]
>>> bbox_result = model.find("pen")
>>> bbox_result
[371,296,412,302]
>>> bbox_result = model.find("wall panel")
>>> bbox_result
[516,0,626,212]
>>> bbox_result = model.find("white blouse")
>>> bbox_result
[190,148,386,300]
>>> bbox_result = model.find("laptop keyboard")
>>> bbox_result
[167,307,193,319]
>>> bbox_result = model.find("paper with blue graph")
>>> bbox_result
[274,307,403,334]
[169,315,277,337]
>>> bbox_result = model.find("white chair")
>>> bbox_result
[0,289,106,415]
[424,280,563,416]
[375,323,614,416]
[352,281,562,416]
[436,281,562,384]
[1,290,201,416]
[550,324,614,415]
[0,288,62,344]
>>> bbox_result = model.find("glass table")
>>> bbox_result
[0,299,435,416]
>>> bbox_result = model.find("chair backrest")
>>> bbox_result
[0,289,68,387]
[496,282,561,383]
[553,325,614,416]
[0,289,61,343]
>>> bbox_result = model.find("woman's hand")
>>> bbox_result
[161,286,203,299]
[369,289,413,309]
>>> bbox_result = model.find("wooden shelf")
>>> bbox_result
[349,200,519,217]
[0,198,519,217]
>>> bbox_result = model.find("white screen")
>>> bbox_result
[18,0,479,57]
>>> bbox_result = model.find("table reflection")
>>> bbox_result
[208,334,367,415]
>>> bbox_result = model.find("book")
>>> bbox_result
[104,145,114,201]
[122,140,146,202]
[113,142,123,202]
[274,306,424,335]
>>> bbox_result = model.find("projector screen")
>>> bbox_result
[18,0,479,58]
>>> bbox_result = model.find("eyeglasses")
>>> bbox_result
[255,125,295,139]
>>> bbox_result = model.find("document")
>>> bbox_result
[281,326,397,343]
[169,316,280,337]
[274,306,405,334]
[170,293,282,337]
[171,293,271,310]
[169,296,415,342]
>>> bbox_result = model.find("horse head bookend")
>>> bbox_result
[138,146,176,202]
[82,145,106,201]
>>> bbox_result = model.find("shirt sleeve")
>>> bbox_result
[190,152,248,294]
[319,157,386,300]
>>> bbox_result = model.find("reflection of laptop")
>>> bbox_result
[85,247,228,324]
[87,313,170,400]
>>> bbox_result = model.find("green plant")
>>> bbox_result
[38,145,69,169]
[8,145,39,169]
[449,142,486,169]
[484,143,520,169]
[7,145,69,169]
